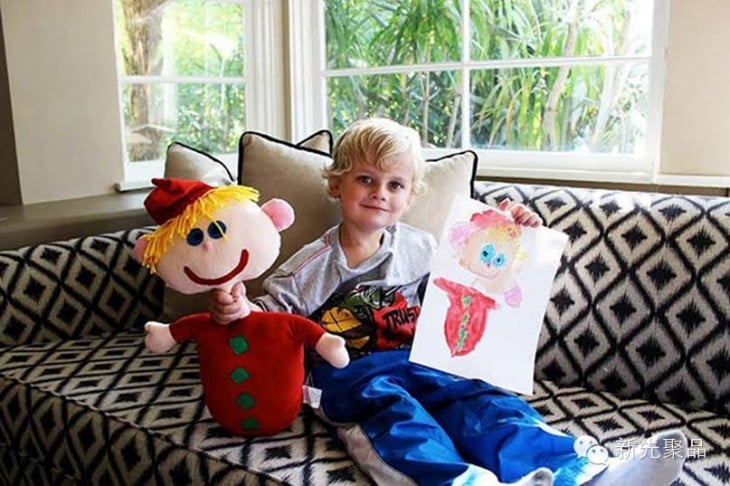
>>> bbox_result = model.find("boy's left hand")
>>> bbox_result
[209,282,256,325]
[498,198,543,227]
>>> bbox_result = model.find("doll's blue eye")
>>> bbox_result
[493,254,506,268]
[186,228,205,246]
[208,220,227,239]
[480,244,495,264]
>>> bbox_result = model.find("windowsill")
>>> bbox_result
[0,191,154,251]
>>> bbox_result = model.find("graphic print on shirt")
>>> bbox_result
[311,285,420,359]
[438,208,526,357]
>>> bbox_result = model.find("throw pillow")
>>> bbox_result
[403,150,478,240]
[238,130,340,298]
[164,141,235,185]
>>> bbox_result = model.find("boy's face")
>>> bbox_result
[329,152,415,234]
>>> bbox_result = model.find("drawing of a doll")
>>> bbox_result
[435,208,526,356]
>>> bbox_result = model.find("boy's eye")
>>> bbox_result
[356,175,373,184]
[186,228,205,246]
[208,220,227,239]
[389,181,404,191]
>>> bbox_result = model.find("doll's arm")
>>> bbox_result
[284,312,350,368]
[289,315,350,369]
[144,321,178,353]
[315,334,350,369]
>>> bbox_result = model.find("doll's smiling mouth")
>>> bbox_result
[184,250,249,285]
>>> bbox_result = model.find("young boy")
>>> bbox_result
[211,118,687,485]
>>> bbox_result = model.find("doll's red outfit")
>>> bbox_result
[169,311,325,436]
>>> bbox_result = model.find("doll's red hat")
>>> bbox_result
[144,178,214,225]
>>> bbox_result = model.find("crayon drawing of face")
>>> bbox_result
[449,209,525,295]
[461,227,521,293]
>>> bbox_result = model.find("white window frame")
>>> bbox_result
[289,0,671,185]
[116,0,285,191]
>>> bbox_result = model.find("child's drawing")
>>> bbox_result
[435,208,526,356]
[410,195,568,394]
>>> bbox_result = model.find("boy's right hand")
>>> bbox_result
[209,282,254,325]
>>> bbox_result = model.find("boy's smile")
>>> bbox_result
[361,202,389,212]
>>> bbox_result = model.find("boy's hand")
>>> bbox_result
[498,198,543,227]
[209,282,257,325]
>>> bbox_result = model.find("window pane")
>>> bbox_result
[116,0,244,77]
[325,1,462,69]
[115,0,246,164]
[469,63,648,153]
[328,71,462,148]
[121,83,245,162]
[471,0,652,60]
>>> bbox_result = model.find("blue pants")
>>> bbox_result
[310,350,591,486]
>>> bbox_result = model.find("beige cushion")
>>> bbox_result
[403,150,477,240]
[163,142,234,186]
[238,130,341,298]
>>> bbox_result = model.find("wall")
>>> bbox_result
[0,0,728,204]
[0,0,124,204]
[660,0,730,176]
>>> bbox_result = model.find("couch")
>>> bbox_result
[1,137,728,485]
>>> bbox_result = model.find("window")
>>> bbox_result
[113,0,284,186]
[292,0,668,183]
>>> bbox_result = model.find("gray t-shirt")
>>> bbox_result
[255,222,436,359]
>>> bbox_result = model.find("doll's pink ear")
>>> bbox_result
[133,237,148,262]
[261,198,295,232]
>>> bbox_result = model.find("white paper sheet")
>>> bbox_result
[409,195,568,395]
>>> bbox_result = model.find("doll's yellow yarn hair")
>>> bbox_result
[140,185,259,273]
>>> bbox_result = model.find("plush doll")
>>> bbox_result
[134,178,349,436]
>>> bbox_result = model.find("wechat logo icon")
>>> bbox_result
[574,435,609,465]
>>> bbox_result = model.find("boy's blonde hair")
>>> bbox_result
[325,118,426,196]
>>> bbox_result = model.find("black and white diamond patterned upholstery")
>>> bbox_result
[1,186,728,485]
[0,334,726,484]
[0,333,369,485]
[478,182,730,417]
[0,228,164,346]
